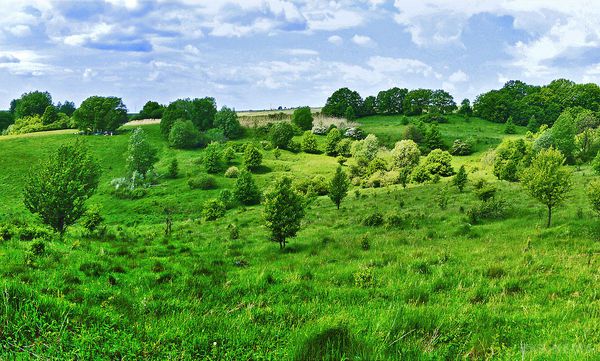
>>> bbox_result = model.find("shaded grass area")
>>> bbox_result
[0,121,599,359]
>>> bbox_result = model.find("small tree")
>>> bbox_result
[344,106,356,121]
[214,106,243,139]
[126,127,158,176]
[328,166,350,209]
[453,165,468,192]
[234,170,261,205]
[324,128,342,156]
[73,96,128,132]
[520,148,573,227]
[301,130,319,153]
[587,180,600,216]
[41,105,58,125]
[23,141,101,235]
[263,176,306,249]
[292,106,313,131]
[168,119,200,149]
[270,122,294,149]
[223,147,235,164]
[204,142,222,174]
[391,139,420,169]
[167,158,178,178]
[504,117,517,134]
[243,143,263,171]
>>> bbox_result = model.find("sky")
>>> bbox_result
[1,1,600,111]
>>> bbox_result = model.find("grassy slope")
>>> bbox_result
[0,117,598,359]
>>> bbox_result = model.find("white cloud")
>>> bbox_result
[285,48,319,56]
[352,34,375,47]
[184,44,200,55]
[328,35,343,46]
[367,56,437,77]
[448,70,468,82]
[6,25,31,37]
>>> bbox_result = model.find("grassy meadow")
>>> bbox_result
[0,115,598,359]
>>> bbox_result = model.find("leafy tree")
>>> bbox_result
[23,141,101,235]
[592,151,600,175]
[493,138,532,181]
[160,97,217,137]
[403,89,432,115]
[223,146,235,164]
[292,106,313,130]
[424,149,454,176]
[263,176,306,249]
[322,88,363,117]
[56,101,76,116]
[13,91,52,119]
[344,106,356,121]
[457,98,472,117]
[301,130,319,153]
[362,95,377,116]
[167,158,178,178]
[453,165,468,192]
[202,199,226,221]
[424,124,444,151]
[204,142,222,173]
[214,106,242,139]
[521,147,573,227]
[324,128,342,156]
[329,166,350,209]
[126,127,158,176]
[270,122,294,149]
[504,117,517,134]
[527,115,541,133]
[391,139,420,169]
[41,105,59,125]
[587,179,600,216]
[234,170,261,205]
[168,119,200,149]
[428,89,456,114]
[376,87,407,114]
[550,110,577,162]
[402,124,424,144]
[0,111,14,131]
[73,96,128,132]
[161,99,192,138]
[138,101,165,119]
[243,143,263,171]
[351,134,379,165]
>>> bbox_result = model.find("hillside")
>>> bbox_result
[0,117,598,359]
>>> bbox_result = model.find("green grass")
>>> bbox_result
[0,120,598,359]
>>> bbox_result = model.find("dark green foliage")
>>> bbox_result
[137,101,165,119]
[424,124,444,151]
[402,124,424,144]
[362,95,376,116]
[344,106,356,121]
[168,119,200,149]
[167,158,178,178]
[420,113,448,124]
[527,115,541,133]
[56,100,76,116]
[204,142,222,174]
[214,106,243,139]
[23,141,101,234]
[41,105,58,125]
[202,199,226,221]
[322,87,364,118]
[467,198,508,224]
[457,98,472,117]
[475,183,497,202]
[0,111,14,131]
[73,96,128,132]
[403,89,432,115]
[243,143,263,171]
[550,110,577,162]
[292,320,367,361]
[325,128,342,156]
[234,170,261,205]
[453,165,468,192]
[292,106,314,130]
[363,212,383,226]
[270,122,294,149]
[160,97,217,137]
[263,176,306,248]
[13,91,52,119]
[428,89,456,114]
[376,87,407,114]
[504,117,517,134]
[187,175,217,190]
[301,131,319,153]
[328,166,350,209]
[493,139,531,181]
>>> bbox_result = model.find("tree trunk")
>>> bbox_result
[547,205,552,228]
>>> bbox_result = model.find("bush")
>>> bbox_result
[167,158,178,179]
[294,176,329,196]
[111,175,148,199]
[467,198,508,224]
[392,139,421,169]
[223,147,235,163]
[301,131,319,153]
[424,149,454,176]
[234,170,261,205]
[420,113,448,123]
[202,199,226,221]
[450,139,474,156]
[475,183,497,202]
[336,138,352,157]
[311,124,328,135]
[354,266,375,288]
[188,175,217,190]
[168,119,200,149]
[205,128,226,143]
[362,212,383,226]
[402,124,424,144]
[218,189,236,209]
[325,128,342,155]
[225,166,239,178]
[367,157,388,176]
[270,122,294,149]
[204,142,222,173]
[243,143,263,171]
[81,205,103,233]
[593,151,600,175]
[588,179,600,215]
[214,106,243,139]
[292,106,313,131]
[344,127,365,140]
[351,134,379,164]
[410,164,432,184]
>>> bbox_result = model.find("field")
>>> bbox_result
[0,115,599,359]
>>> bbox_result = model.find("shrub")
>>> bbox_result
[363,212,383,226]
[367,157,388,176]
[30,240,46,256]
[453,165,468,192]
[224,166,239,178]
[223,147,235,163]
[81,205,103,233]
[205,128,226,143]
[214,106,242,139]
[424,149,454,176]
[292,106,313,131]
[243,143,263,171]
[385,213,403,229]
[593,151,600,175]
[167,158,178,178]
[270,122,294,149]
[354,266,375,288]
[234,170,261,205]
[168,119,200,149]
[336,138,352,157]
[351,134,379,164]
[411,164,432,184]
[588,180,600,215]
[311,124,328,135]
[450,139,474,156]
[204,142,222,173]
[467,198,508,224]
[475,183,497,201]
[202,199,226,221]
[218,189,236,209]
[420,113,448,123]
[504,117,517,134]
[402,124,424,144]
[301,131,319,153]
[344,127,365,140]
[228,224,239,240]
[188,175,217,190]
[325,128,342,155]
[392,139,420,169]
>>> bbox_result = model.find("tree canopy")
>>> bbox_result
[73,96,128,132]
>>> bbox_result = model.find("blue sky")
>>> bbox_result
[1,0,600,111]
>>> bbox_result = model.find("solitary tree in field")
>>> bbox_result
[520,148,572,227]
[126,127,158,176]
[263,176,306,249]
[453,165,468,192]
[23,141,101,235]
[73,96,128,132]
[329,166,350,209]
[292,106,313,131]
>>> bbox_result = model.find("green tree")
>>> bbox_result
[301,130,319,153]
[550,110,577,163]
[234,170,261,205]
[13,91,52,119]
[126,127,158,176]
[41,105,58,125]
[23,141,101,235]
[73,96,128,132]
[527,115,541,133]
[138,101,165,119]
[391,139,421,169]
[457,98,472,117]
[214,106,242,139]
[351,134,379,165]
[56,101,76,116]
[243,143,263,171]
[521,148,573,227]
[424,149,454,176]
[428,89,456,114]
[270,122,294,149]
[376,87,407,114]
[168,119,200,149]
[167,158,178,178]
[322,88,364,117]
[161,99,192,138]
[0,111,14,131]
[292,106,313,131]
[403,89,432,115]
[160,97,216,137]
[453,165,468,192]
[504,117,517,134]
[324,128,342,156]
[328,166,350,209]
[263,176,306,249]
[344,106,356,121]
[363,95,377,116]
[204,142,222,173]
[424,124,444,151]
[587,179,600,216]
[223,146,235,164]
